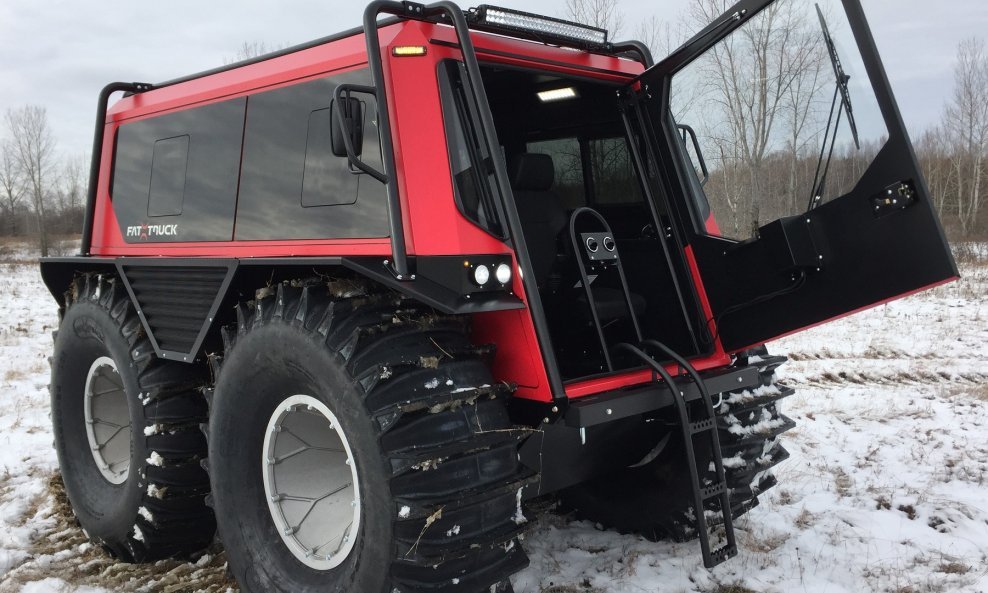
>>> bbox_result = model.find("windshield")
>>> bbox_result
[668,0,887,241]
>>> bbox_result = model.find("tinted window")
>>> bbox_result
[235,71,388,240]
[588,137,642,205]
[148,135,189,217]
[526,138,585,209]
[437,60,505,237]
[112,99,246,242]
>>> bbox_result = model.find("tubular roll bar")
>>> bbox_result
[362,0,568,401]
[81,82,152,256]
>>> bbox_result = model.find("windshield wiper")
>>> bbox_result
[807,3,860,211]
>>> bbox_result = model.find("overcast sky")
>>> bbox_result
[2,0,987,161]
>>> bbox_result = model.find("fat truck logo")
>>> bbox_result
[126,223,178,240]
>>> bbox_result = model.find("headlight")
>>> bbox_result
[495,263,512,285]
[473,264,491,286]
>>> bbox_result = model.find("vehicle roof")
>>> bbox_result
[106,18,645,122]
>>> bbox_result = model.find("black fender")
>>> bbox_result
[40,255,525,364]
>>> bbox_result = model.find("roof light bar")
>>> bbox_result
[471,5,608,46]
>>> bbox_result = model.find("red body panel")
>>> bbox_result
[89,19,725,403]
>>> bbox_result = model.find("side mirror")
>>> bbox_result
[331,97,364,158]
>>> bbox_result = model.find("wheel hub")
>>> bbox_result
[84,356,131,485]
[262,394,361,571]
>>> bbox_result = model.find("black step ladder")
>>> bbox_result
[616,340,738,568]
[567,207,737,567]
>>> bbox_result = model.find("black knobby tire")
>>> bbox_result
[561,349,795,542]
[50,274,215,561]
[207,281,532,593]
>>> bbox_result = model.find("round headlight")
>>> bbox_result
[473,264,491,286]
[495,263,512,285]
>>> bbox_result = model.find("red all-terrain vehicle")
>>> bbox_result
[41,0,957,591]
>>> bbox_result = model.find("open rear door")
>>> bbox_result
[629,0,958,352]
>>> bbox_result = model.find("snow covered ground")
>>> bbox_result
[0,242,985,593]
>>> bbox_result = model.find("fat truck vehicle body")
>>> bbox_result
[40,0,958,591]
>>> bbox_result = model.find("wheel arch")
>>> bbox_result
[40,256,526,365]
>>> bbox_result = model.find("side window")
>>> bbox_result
[437,60,505,237]
[235,71,389,240]
[526,138,585,209]
[587,137,642,205]
[111,98,246,242]
[148,135,189,217]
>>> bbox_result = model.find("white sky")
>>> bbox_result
[1,0,987,160]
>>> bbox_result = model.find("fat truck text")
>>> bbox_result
[126,224,178,239]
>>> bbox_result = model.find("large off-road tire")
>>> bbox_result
[50,274,215,561]
[561,349,795,542]
[207,281,532,593]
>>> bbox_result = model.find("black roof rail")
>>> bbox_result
[147,10,652,92]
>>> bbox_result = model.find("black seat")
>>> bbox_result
[508,153,567,290]
[508,153,645,324]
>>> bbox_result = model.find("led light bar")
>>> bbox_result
[537,87,578,102]
[471,5,608,46]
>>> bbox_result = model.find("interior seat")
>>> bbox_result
[508,153,645,324]
[508,153,568,290]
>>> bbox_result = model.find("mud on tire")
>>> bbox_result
[50,274,215,561]
[561,348,795,542]
[207,281,532,593]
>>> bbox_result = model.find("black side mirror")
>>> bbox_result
[331,97,363,158]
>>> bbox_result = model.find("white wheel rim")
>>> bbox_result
[262,394,362,571]
[84,356,131,485]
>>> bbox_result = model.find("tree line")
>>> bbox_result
[1,107,85,256]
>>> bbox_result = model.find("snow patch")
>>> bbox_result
[512,487,527,525]
[143,424,164,436]
[146,452,165,467]
[147,483,168,499]
[399,506,411,519]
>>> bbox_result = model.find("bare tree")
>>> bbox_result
[5,106,56,256]
[47,153,88,235]
[60,153,86,213]
[564,0,624,38]
[0,140,24,236]
[916,125,954,219]
[682,0,827,237]
[634,15,687,59]
[942,37,988,236]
